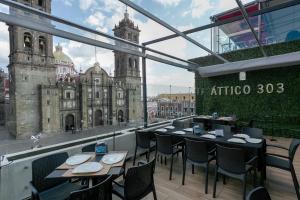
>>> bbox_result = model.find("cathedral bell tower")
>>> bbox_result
[113,10,141,123]
[7,0,56,138]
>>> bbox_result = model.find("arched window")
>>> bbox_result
[95,91,100,98]
[134,59,138,70]
[128,33,132,40]
[38,0,43,6]
[39,36,46,55]
[128,58,133,68]
[24,32,32,50]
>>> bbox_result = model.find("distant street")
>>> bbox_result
[0,124,133,155]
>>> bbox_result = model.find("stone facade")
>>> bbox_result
[7,0,142,138]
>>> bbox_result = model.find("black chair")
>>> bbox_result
[112,159,157,200]
[246,186,271,200]
[68,175,112,200]
[155,133,183,180]
[213,145,257,200]
[81,143,96,152]
[182,139,215,194]
[30,152,83,200]
[172,119,184,128]
[266,139,300,199]
[133,130,156,166]
[243,127,263,138]
[214,124,232,137]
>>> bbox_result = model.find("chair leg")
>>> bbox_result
[223,175,226,185]
[192,164,195,174]
[213,168,218,198]
[253,169,257,187]
[152,183,158,200]
[169,154,174,180]
[160,155,163,164]
[133,146,137,166]
[165,156,167,165]
[205,165,209,194]
[291,165,300,199]
[242,176,247,200]
[182,158,186,185]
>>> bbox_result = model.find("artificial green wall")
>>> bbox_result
[191,40,300,138]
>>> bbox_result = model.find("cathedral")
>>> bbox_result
[6,0,141,138]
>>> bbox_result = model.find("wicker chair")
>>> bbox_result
[133,130,156,166]
[68,175,112,200]
[30,152,83,200]
[112,159,157,200]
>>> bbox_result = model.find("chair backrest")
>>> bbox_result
[155,133,173,155]
[69,175,112,200]
[172,120,184,128]
[246,187,271,200]
[216,145,246,174]
[136,130,152,149]
[185,139,208,163]
[82,143,96,152]
[32,152,68,192]
[289,139,300,162]
[124,159,155,200]
[243,127,263,138]
[215,124,232,137]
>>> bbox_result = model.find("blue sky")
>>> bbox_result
[0,0,252,96]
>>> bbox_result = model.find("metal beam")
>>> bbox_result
[0,12,194,71]
[235,0,266,57]
[0,0,198,69]
[118,0,228,63]
[143,0,300,46]
[142,47,147,128]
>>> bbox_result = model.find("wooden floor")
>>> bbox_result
[117,137,300,200]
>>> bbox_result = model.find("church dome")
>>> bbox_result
[53,44,74,66]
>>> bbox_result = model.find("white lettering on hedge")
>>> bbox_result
[210,83,284,96]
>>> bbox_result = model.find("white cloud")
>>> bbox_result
[79,0,96,11]
[85,12,106,27]
[154,0,182,7]
[190,0,214,18]
[64,0,73,7]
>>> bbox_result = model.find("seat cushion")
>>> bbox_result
[266,155,290,170]
[39,182,82,200]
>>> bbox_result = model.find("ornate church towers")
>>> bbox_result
[113,11,142,123]
[7,0,56,138]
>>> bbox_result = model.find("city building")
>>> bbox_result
[6,0,141,138]
[156,93,195,118]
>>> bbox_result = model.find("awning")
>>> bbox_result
[197,51,300,77]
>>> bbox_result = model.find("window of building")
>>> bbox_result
[47,100,50,105]
[183,96,186,100]
[134,59,138,69]
[66,92,71,99]
[128,33,132,40]
[39,36,46,55]
[48,118,50,123]
[128,58,133,68]
[38,0,43,6]
[95,91,100,98]
[133,35,138,42]
[24,32,32,50]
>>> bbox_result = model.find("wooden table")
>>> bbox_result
[46,151,127,181]
[153,127,266,184]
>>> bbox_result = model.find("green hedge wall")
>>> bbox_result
[191,40,300,138]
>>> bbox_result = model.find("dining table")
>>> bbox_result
[46,151,128,186]
[153,125,267,185]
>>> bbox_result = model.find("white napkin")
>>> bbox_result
[156,128,167,133]
[227,138,246,144]
[233,134,250,139]
[183,128,193,132]
[173,131,186,135]
[165,126,175,129]
[201,134,216,139]
[245,138,262,143]
[66,154,92,166]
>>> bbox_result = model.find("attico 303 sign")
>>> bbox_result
[210,83,284,96]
